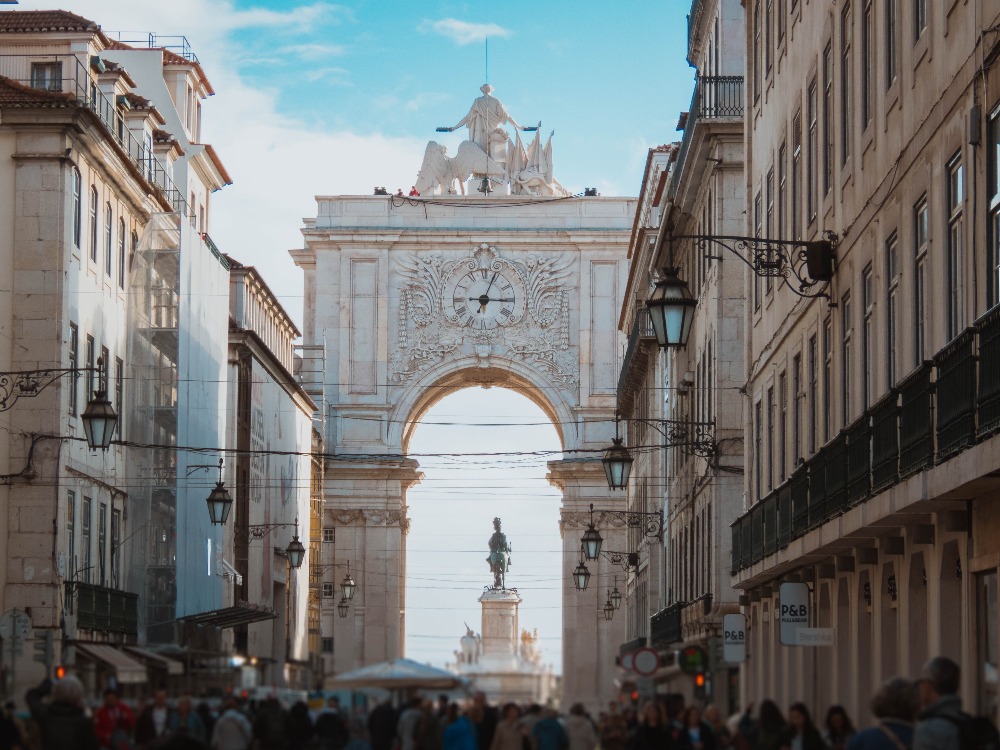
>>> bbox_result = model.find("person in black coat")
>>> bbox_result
[629,703,672,750]
[369,701,399,750]
[675,706,717,750]
[780,704,826,750]
[25,676,99,750]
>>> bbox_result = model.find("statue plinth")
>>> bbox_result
[478,588,521,659]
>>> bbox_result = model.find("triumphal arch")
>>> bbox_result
[292,85,637,707]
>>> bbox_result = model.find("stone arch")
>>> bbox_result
[388,356,582,454]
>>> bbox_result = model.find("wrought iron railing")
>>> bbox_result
[732,306,1000,574]
[698,76,745,118]
[66,581,138,635]
[616,307,657,406]
[0,54,186,216]
[650,602,684,646]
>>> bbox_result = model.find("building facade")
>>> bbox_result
[731,0,1000,724]
[0,10,239,699]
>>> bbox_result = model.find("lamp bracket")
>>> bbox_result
[671,231,838,299]
[238,521,297,541]
[600,549,641,572]
[0,365,102,412]
[626,417,718,458]
[588,503,665,540]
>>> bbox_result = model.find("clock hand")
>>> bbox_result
[485,272,498,296]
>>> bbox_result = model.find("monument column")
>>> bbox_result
[550,458,628,713]
[326,458,421,675]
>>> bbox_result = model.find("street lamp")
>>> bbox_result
[337,597,350,618]
[205,458,233,526]
[647,266,697,349]
[581,519,603,562]
[285,519,306,570]
[80,361,117,451]
[603,595,615,621]
[573,559,591,592]
[610,578,623,610]
[602,415,633,491]
[341,561,356,601]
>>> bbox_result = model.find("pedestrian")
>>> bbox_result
[739,702,787,750]
[629,703,670,750]
[823,707,856,750]
[598,702,629,750]
[780,704,825,750]
[367,701,397,750]
[914,657,964,750]
[680,706,718,750]
[0,700,25,750]
[194,703,214,744]
[414,699,444,750]
[490,704,525,750]
[252,698,289,750]
[315,697,349,750]
[519,705,544,750]
[470,693,499,750]
[167,696,205,742]
[399,697,425,750]
[94,688,136,750]
[25,675,100,750]
[847,677,919,750]
[135,688,176,749]
[443,705,477,750]
[287,701,314,750]
[211,698,253,750]
[531,709,568,750]
[564,704,597,750]
[703,706,732,750]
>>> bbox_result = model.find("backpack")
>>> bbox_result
[942,713,1000,750]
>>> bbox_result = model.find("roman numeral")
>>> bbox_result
[501,308,512,318]
[465,315,474,326]
[455,305,467,316]
[481,269,490,280]
[501,283,512,292]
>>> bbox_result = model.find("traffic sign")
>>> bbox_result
[632,647,660,676]
[722,613,747,663]
[0,609,30,640]
[620,652,636,672]
[779,582,810,645]
[678,644,708,674]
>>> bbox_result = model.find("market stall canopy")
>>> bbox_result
[330,658,468,690]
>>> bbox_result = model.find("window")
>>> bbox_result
[323,528,336,543]
[72,168,82,248]
[842,291,853,424]
[862,0,874,128]
[841,4,853,165]
[779,371,788,483]
[81,496,92,583]
[807,82,818,222]
[886,233,900,387]
[823,317,834,440]
[104,203,113,276]
[755,400,763,501]
[886,0,898,87]
[98,502,107,586]
[914,0,927,42]
[792,354,802,464]
[754,192,763,309]
[778,141,787,244]
[767,386,775,492]
[823,44,834,195]
[754,1,762,101]
[322,582,335,598]
[777,0,786,41]
[808,335,818,453]
[30,62,61,91]
[792,113,802,238]
[114,358,124,438]
[948,155,965,341]
[915,196,929,363]
[322,637,334,654]
[862,265,874,408]
[990,112,1000,309]
[67,490,76,579]
[85,335,95,400]
[89,186,98,263]
[69,323,79,416]
[111,508,121,588]
[118,218,126,289]
[765,0,773,73]
[766,169,775,295]
[101,347,109,395]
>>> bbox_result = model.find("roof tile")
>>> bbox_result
[0,10,99,34]
[0,75,78,108]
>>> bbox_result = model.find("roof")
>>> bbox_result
[0,10,102,36]
[0,75,78,108]
[179,602,277,629]
[103,37,215,96]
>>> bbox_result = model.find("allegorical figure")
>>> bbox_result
[486,517,512,589]
[439,83,524,156]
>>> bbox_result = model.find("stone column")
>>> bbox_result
[549,458,629,713]
[326,458,421,674]
[479,589,521,659]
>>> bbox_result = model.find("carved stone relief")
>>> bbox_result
[330,509,409,528]
[389,244,578,390]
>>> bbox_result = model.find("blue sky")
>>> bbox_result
[37,0,699,674]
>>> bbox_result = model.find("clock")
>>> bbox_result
[443,263,527,330]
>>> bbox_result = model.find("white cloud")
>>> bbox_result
[278,42,347,61]
[418,18,511,45]
[222,3,350,31]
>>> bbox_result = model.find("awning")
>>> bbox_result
[75,643,147,684]
[125,646,184,675]
[179,603,276,629]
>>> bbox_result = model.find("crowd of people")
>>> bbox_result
[0,656,990,750]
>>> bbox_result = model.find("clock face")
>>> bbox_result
[444,265,527,330]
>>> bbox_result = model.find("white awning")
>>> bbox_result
[125,646,184,675]
[75,643,147,683]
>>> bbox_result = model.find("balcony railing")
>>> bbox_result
[732,307,1000,574]
[66,581,138,635]
[616,307,657,412]
[650,602,683,646]
[0,54,186,216]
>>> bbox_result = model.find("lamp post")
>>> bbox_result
[573,559,591,592]
[205,459,233,526]
[286,520,306,570]
[647,266,697,349]
[602,414,633,491]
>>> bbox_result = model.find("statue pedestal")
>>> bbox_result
[478,588,521,661]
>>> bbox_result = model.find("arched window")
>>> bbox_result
[72,168,81,248]
[104,203,113,276]
[118,218,126,289]
[89,186,98,262]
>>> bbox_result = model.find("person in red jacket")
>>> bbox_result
[93,689,135,750]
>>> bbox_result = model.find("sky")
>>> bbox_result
[20,0,698,673]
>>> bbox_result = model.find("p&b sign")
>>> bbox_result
[779,582,810,645]
[722,613,747,663]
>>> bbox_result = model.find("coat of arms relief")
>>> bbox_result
[389,244,579,390]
